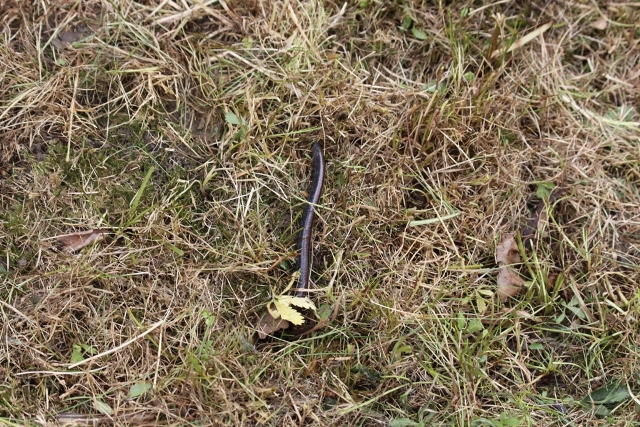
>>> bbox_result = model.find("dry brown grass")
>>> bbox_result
[1,0,639,425]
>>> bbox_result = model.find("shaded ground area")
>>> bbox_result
[1,0,639,425]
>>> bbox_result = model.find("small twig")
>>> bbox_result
[68,320,164,368]
[17,367,106,376]
[0,300,37,326]
[491,21,553,59]
[468,0,511,16]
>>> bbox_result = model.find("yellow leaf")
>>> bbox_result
[273,298,305,325]
[267,295,315,327]
[267,302,281,319]
[278,296,316,311]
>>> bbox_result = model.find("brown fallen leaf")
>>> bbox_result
[495,233,520,265]
[55,229,109,253]
[497,267,526,302]
[255,310,290,339]
[521,202,543,247]
[495,234,525,301]
[592,17,607,31]
[521,188,565,248]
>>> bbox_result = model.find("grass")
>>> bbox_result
[1,0,639,425]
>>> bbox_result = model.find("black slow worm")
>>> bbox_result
[296,142,325,297]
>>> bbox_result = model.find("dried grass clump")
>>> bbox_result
[1,0,639,425]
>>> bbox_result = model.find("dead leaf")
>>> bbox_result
[497,267,526,302]
[521,188,565,248]
[255,310,290,339]
[55,229,109,253]
[515,310,540,321]
[495,233,520,265]
[592,17,607,30]
[496,234,525,300]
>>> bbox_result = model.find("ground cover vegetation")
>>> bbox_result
[1,0,639,425]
